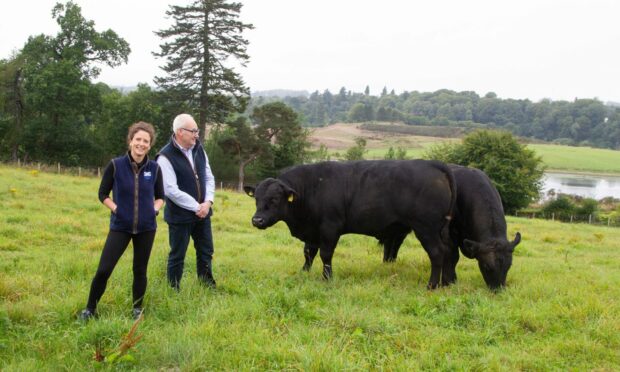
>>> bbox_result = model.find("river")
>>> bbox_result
[542,172,620,200]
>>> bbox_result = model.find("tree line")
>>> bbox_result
[0,0,311,189]
[0,0,589,210]
[251,88,620,149]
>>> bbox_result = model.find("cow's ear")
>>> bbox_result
[281,183,298,203]
[510,232,521,252]
[286,189,298,203]
[243,186,256,198]
[461,239,481,258]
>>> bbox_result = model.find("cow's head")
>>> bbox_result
[244,178,298,229]
[461,232,521,290]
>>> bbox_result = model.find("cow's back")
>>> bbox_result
[451,165,507,242]
[280,160,454,237]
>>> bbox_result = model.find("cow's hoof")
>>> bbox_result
[302,264,312,271]
[322,265,332,280]
[426,282,439,290]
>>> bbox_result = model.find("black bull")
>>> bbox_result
[383,165,521,289]
[244,160,457,289]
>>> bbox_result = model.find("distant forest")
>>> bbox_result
[248,88,620,150]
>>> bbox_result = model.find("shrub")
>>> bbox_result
[423,130,545,214]
[542,196,576,218]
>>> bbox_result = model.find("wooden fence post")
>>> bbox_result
[57,163,61,173]
[588,214,592,224]
[78,167,81,177]
[97,167,101,178]
[551,213,554,221]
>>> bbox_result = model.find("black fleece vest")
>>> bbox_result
[158,137,207,224]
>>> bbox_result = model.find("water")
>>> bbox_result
[542,172,620,200]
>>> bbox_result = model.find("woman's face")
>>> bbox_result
[129,130,152,159]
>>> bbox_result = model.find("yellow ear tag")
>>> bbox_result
[288,194,294,202]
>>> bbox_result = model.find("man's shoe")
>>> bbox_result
[78,308,96,321]
[132,308,144,320]
[200,275,217,289]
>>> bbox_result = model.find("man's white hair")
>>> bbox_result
[172,113,196,132]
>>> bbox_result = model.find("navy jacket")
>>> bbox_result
[109,154,160,233]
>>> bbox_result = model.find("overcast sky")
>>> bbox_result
[1,0,619,102]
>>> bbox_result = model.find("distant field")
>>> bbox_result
[528,144,620,174]
[1,166,619,369]
[310,123,620,174]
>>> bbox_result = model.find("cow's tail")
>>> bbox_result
[432,161,457,244]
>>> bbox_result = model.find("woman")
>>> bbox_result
[79,121,164,320]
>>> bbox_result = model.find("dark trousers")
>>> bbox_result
[166,217,214,289]
[86,230,156,310]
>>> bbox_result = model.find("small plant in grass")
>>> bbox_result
[92,314,144,364]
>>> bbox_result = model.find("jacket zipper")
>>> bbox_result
[132,160,147,234]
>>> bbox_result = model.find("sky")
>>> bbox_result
[1,0,619,102]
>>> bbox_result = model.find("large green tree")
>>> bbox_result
[0,54,25,161]
[6,1,129,164]
[154,0,253,142]
[251,101,310,176]
[424,130,545,213]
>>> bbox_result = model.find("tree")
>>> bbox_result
[384,146,407,160]
[154,0,254,142]
[0,54,25,161]
[423,130,545,213]
[216,102,310,189]
[344,137,367,160]
[13,1,129,164]
[252,102,309,176]
[216,116,264,191]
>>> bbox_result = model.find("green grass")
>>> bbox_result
[528,144,620,174]
[1,165,620,370]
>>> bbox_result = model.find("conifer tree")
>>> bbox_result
[154,0,254,142]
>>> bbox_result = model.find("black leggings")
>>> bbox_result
[86,230,156,310]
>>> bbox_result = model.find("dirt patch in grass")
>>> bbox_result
[308,122,453,150]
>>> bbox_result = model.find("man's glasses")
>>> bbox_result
[181,128,200,135]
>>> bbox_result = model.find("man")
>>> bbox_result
[157,113,216,290]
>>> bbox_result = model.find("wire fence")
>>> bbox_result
[515,210,620,228]
[5,161,619,227]
[2,161,243,192]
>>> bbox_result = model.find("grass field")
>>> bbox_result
[527,144,620,174]
[1,165,620,370]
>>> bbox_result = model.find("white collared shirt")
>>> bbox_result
[157,137,215,212]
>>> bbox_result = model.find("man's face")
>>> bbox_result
[176,118,199,149]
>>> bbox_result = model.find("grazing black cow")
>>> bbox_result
[384,165,521,290]
[244,160,456,289]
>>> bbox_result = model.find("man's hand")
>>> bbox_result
[195,201,212,218]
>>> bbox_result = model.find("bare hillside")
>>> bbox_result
[309,123,453,150]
